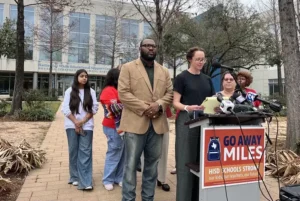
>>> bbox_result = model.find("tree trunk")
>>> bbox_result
[48,5,53,97]
[156,31,164,65]
[276,63,283,95]
[278,0,300,151]
[173,57,176,82]
[49,51,53,97]
[111,19,117,69]
[111,42,116,69]
[155,0,164,65]
[273,0,283,96]
[9,0,25,115]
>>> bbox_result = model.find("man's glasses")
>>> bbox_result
[224,78,234,82]
[141,44,157,48]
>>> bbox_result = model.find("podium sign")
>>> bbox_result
[202,127,265,188]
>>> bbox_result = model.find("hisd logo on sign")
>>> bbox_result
[207,137,221,161]
[202,127,265,188]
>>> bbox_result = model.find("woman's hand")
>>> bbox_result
[75,126,82,134]
[186,105,205,112]
[214,107,222,113]
[74,120,82,128]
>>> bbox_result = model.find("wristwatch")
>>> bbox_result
[184,105,189,112]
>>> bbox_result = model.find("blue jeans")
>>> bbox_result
[122,124,163,201]
[66,129,93,189]
[102,126,125,185]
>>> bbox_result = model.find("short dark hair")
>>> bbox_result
[140,38,156,47]
[186,47,205,62]
[221,71,237,81]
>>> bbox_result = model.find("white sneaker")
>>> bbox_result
[118,182,122,187]
[104,184,114,191]
[72,181,78,186]
[85,186,93,190]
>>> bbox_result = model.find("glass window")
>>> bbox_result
[268,79,285,95]
[68,13,90,63]
[10,5,35,60]
[0,77,9,94]
[143,22,152,37]
[0,4,4,26]
[121,19,139,63]
[95,15,116,65]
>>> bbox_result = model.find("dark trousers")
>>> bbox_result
[175,111,200,201]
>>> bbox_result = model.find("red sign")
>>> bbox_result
[202,127,265,188]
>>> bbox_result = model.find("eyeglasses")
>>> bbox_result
[238,77,246,81]
[194,58,206,63]
[224,78,234,82]
[141,44,157,48]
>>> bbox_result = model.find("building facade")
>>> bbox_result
[0,0,153,97]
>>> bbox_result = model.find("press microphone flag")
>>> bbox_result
[246,92,282,112]
[246,92,256,102]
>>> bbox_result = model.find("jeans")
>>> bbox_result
[102,126,125,185]
[122,124,163,201]
[66,129,93,189]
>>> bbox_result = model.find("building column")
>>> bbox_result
[89,14,96,65]
[62,10,70,63]
[33,72,38,89]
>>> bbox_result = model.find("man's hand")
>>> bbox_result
[144,102,160,117]
[147,111,161,119]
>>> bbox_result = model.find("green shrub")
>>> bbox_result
[23,90,46,109]
[19,108,54,121]
[0,100,9,117]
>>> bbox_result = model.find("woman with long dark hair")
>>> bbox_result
[100,68,125,191]
[62,69,98,190]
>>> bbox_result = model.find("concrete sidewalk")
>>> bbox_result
[16,106,279,201]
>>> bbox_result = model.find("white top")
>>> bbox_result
[61,87,99,130]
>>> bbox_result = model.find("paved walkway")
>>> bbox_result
[17,106,280,201]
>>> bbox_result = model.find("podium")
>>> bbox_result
[185,114,266,201]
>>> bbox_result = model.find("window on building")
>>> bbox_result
[39,10,63,62]
[68,13,90,63]
[95,15,115,65]
[268,79,285,95]
[121,19,139,63]
[0,4,4,25]
[0,73,33,95]
[143,22,152,37]
[10,5,35,60]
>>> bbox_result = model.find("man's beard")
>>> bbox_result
[140,50,156,61]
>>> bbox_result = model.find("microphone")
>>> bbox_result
[246,92,282,112]
[211,62,234,71]
[230,91,256,113]
[231,91,246,104]
[216,94,235,114]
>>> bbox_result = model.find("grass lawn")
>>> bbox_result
[44,101,61,113]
